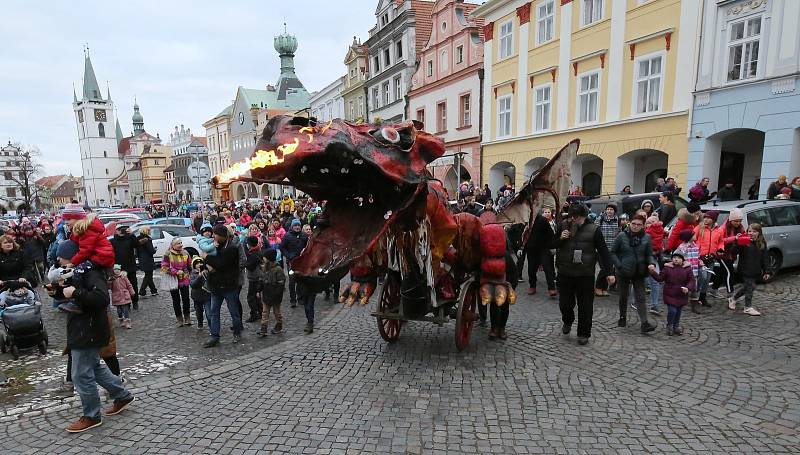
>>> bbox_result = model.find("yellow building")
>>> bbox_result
[140,144,172,203]
[472,0,700,196]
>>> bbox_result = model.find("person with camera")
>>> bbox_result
[553,203,614,345]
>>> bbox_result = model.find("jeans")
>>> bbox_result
[71,347,131,420]
[139,271,157,295]
[170,286,191,319]
[646,263,662,310]
[115,304,131,320]
[558,275,595,338]
[300,289,316,323]
[527,249,556,290]
[735,277,757,308]
[666,305,683,329]
[209,288,243,339]
[66,352,120,381]
[618,276,649,324]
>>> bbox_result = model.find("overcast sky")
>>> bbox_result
[0,1,376,176]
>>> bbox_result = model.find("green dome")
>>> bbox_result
[274,33,298,55]
[132,103,144,123]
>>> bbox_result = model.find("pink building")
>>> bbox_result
[408,0,484,196]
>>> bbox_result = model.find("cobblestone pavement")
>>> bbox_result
[2,270,800,454]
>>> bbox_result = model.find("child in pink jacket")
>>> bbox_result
[109,264,135,328]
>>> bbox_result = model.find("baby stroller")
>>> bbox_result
[0,281,48,360]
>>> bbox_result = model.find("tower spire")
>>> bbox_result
[132,97,144,134]
[82,47,103,101]
[73,83,78,103]
[106,81,112,101]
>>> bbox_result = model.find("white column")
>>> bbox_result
[557,2,573,130]
[483,39,494,142]
[605,0,627,121]
[516,22,530,136]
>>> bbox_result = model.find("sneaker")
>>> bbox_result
[561,323,572,335]
[743,307,762,316]
[232,334,241,344]
[118,318,124,326]
[527,288,536,295]
[65,416,102,433]
[649,307,661,315]
[577,337,589,346]
[184,316,192,326]
[124,319,132,329]
[272,323,283,334]
[202,338,219,348]
[548,289,558,298]
[640,320,658,334]
[673,326,683,336]
[617,318,626,328]
[102,395,135,416]
[728,297,737,310]
[53,381,74,396]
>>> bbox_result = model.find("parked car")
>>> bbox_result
[666,199,800,280]
[131,217,192,230]
[113,208,151,220]
[98,213,146,225]
[103,218,141,237]
[129,225,199,263]
[584,192,689,218]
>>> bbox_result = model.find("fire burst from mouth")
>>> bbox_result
[215,120,333,184]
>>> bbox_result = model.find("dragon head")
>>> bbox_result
[215,115,445,286]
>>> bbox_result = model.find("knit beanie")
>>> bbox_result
[703,210,719,222]
[679,229,694,242]
[728,208,744,221]
[56,240,79,260]
[61,203,87,221]
[291,219,301,227]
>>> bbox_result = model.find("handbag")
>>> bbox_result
[160,273,179,291]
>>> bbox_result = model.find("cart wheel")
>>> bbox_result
[10,343,19,360]
[377,272,403,342]
[38,329,48,355]
[455,280,479,351]
[0,332,6,353]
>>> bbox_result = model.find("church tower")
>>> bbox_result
[73,52,124,207]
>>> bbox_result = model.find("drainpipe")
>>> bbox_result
[687,0,706,141]
[478,68,485,187]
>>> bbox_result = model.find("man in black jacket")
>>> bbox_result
[281,219,308,307]
[203,225,244,347]
[525,207,558,297]
[59,240,134,432]
[110,226,139,309]
[609,214,658,333]
[553,203,614,346]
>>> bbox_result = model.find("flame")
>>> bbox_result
[216,138,301,184]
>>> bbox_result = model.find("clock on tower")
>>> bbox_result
[94,109,107,122]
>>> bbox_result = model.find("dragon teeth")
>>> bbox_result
[300,165,307,174]
[340,168,349,174]
[384,211,392,219]
[320,168,329,174]
[353,159,363,164]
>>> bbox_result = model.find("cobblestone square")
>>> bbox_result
[2,271,799,454]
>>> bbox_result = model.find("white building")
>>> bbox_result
[203,104,232,201]
[72,54,125,207]
[169,124,194,156]
[0,142,27,211]
[309,76,345,122]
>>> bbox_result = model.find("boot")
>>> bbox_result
[640,320,658,334]
[176,317,184,327]
[272,322,283,334]
[184,315,192,326]
[666,325,674,336]
[673,326,683,335]
[304,322,314,334]
[617,317,627,327]
[488,328,498,339]
[258,326,269,337]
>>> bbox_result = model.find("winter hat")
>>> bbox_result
[671,251,685,260]
[200,223,213,234]
[56,240,79,261]
[687,202,701,213]
[191,256,204,268]
[61,203,87,221]
[264,248,278,262]
[291,219,302,227]
[212,224,229,238]
[703,210,719,222]
[645,215,659,225]
[679,229,694,242]
[640,199,654,209]
[113,264,122,271]
[728,208,744,221]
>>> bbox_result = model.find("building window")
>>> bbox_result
[537,1,555,44]
[3,171,11,180]
[581,0,603,26]
[396,40,403,60]
[578,71,600,124]
[372,87,380,108]
[416,108,425,126]
[534,84,552,131]
[427,59,433,77]
[456,45,464,64]
[98,123,105,137]
[349,101,355,120]
[103,150,107,158]
[105,168,109,175]
[440,50,449,72]
[727,16,761,82]
[394,76,402,102]
[381,12,389,27]
[382,81,390,105]
[436,102,447,132]
[635,54,663,114]
[459,94,471,127]
[6,188,16,198]
[499,21,513,59]
[373,55,380,74]
[384,48,391,67]
[357,96,363,116]
[350,67,356,78]
[497,95,512,138]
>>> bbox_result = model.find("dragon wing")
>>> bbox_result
[495,139,580,226]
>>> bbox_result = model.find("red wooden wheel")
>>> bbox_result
[455,279,478,351]
[377,272,403,342]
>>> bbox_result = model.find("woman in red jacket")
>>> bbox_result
[666,203,701,251]
[711,208,745,305]
[61,204,115,268]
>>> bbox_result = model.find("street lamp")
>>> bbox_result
[186,141,207,206]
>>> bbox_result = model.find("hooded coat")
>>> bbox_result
[649,262,696,308]
[610,229,655,278]
[70,215,115,268]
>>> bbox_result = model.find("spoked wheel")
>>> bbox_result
[455,279,479,351]
[377,272,403,342]
[0,331,6,353]
[38,327,48,355]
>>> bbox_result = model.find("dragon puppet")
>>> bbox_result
[214,115,577,322]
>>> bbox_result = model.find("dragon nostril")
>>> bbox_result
[380,127,400,144]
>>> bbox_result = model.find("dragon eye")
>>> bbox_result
[380,127,400,144]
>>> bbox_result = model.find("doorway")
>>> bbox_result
[718,151,745,197]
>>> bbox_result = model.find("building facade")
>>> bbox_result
[35,175,71,209]
[0,142,29,211]
[473,0,700,196]
[51,178,79,208]
[689,0,800,199]
[163,163,176,202]
[173,137,210,202]
[408,0,485,195]
[310,76,345,122]
[342,37,369,122]
[141,144,172,203]
[203,104,232,202]
[128,160,144,206]
[169,124,194,156]
[73,55,125,206]
[365,0,435,123]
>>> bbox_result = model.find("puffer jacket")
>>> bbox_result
[136,234,157,272]
[70,215,115,268]
[108,273,134,306]
[610,229,655,278]
[160,249,192,287]
[737,242,768,279]
[645,220,665,254]
[0,248,34,283]
[667,209,698,251]
[67,267,111,349]
[716,220,745,261]
[694,224,721,257]
[649,262,695,308]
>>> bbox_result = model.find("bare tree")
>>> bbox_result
[0,143,44,213]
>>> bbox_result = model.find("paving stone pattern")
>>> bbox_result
[2,271,800,454]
